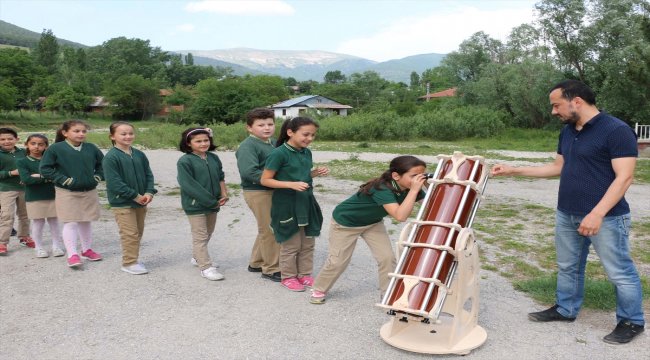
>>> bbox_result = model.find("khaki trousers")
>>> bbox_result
[243,190,280,274]
[313,220,396,293]
[0,191,29,244]
[280,227,315,279]
[112,207,147,266]
[187,213,217,271]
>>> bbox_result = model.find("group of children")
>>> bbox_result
[0,108,429,304]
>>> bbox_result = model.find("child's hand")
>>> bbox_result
[142,194,154,205]
[134,194,148,205]
[218,196,229,206]
[10,169,19,176]
[311,167,329,177]
[30,174,41,178]
[410,173,427,192]
[290,182,310,191]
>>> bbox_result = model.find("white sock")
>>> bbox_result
[31,219,45,250]
[62,222,79,256]
[47,217,63,249]
[78,222,93,252]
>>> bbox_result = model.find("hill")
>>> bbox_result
[176,47,445,82]
[0,20,447,82]
[368,53,446,83]
[0,20,87,48]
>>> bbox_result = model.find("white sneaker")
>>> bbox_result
[201,266,224,281]
[52,247,65,257]
[121,263,149,275]
[35,248,49,258]
[191,258,219,268]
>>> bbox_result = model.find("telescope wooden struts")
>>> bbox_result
[377,152,489,355]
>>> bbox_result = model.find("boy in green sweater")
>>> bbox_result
[0,128,34,254]
[236,108,281,282]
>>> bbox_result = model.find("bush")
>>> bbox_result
[317,105,506,141]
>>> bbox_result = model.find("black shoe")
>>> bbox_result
[261,272,281,282]
[603,320,645,344]
[528,305,576,322]
[247,265,262,273]
[11,228,17,237]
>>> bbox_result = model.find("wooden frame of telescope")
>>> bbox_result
[376,152,489,355]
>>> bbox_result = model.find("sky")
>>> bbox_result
[0,0,539,62]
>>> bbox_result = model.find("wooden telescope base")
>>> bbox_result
[380,315,487,355]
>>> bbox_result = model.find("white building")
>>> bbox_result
[270,95,352,119]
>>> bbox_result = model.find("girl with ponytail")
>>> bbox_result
[310,155,428,304]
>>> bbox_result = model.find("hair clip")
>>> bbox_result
[187,128,213,138]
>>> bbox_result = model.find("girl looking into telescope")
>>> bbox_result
[310,155,428,304]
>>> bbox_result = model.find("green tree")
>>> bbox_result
[45,86,91,114]
[409,71,421,90]
[441,31,504,83]
[505,24,550,64]
[190,77,254,124]
[420,67,455,92]
[165,85,193,106]
[0,47,39,105]
[105,74,161,120]
[585,0,650,123]
[34,29,59,74]
[324,70,346,84]
[86,37,170,82]
[0,82,18,111]
[535,0,590,81]
[185,52,194,65]
[244,75,289,107]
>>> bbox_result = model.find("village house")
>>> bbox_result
[270,95,352,119]
[418,87,457,102]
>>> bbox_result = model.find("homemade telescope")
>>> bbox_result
[377,152,489,355]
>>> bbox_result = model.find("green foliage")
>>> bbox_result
[442,31,504,83]
[189,75,286,124]
[85,37,169,83]
[105,74,161,120]
[44,86,91,114]
[324,70,346,84]
[462,60,564,128]
[0,82,18,111]
[190,78,253,124]
[0,47,38,104]
[317,106,505,141]
[34,29,59,74]
[165,85,193,106]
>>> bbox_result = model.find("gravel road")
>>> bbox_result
[1,149,647,359]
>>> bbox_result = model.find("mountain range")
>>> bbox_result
[0,20,446,82]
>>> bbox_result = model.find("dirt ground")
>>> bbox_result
[1,149,648,359]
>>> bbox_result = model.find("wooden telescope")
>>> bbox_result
[377,152,489,355]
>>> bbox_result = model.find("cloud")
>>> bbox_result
[176,24,196,32]
[336,6,535,62]
[185,0,295,15]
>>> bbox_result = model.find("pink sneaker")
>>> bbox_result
[19,237,35,248]
[297,275,314,287]
[281,277,305,292]
[310,290,326,304]
[67,254,82,268]
[0,244,7,255]
[81,249,102,261]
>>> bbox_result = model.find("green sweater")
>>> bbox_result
[40,141,104,191]
[103,146,157,208]
[177,152,225,215]
[265,143,322,242]
[235,135,275,190]
[16,156,55,201]
[0,147,26,191]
